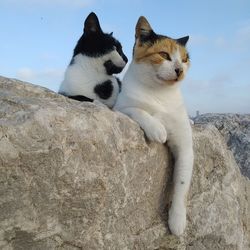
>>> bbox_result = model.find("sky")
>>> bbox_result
[0,0,250,116]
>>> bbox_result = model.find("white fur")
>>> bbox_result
[114,48,193,236]
[59,50,126,108]
[157,50,189,82]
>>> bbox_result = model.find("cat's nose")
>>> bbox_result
[175,68,183,77]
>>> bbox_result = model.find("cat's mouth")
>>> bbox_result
[156,74,178,84]
[104,60,125,75]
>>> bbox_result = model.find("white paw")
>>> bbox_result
[168,205,186,236]
[144,122,167,143]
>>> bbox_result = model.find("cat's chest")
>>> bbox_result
[131,86,182,113]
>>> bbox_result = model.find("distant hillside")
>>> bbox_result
[194,113,250,178]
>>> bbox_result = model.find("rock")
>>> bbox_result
[0,76,249,249]
[193,113,250,178]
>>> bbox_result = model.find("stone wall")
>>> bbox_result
[0,76,249,249]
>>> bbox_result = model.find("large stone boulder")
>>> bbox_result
[194,113,250,178]
[0,76,249,249]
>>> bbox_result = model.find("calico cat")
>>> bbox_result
[59,12,128,108]
[114,16,193,236]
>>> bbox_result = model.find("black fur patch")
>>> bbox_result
[73,32,121,58]
[116,43,128,63]
[104,60,123,75]
[140,30,164,44]
[94,80,113,99]
[138,29,189,49]
[140,29,167,45]
[69,58,75,66]
[175,36,189,47]
[71,12,127,64]
[115,77,122,92]
[67,95,94,102]
[133,31,167,55]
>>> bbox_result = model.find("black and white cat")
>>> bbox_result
[59,12,128,108]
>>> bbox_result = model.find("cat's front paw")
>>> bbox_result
[144,122,167,143]
[168,204,186,236]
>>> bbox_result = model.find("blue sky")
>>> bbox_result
[0,0,250,116]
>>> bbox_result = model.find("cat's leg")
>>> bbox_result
[168,130,193,236]
[118,107,167,143]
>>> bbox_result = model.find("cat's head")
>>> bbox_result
[72,12,128,75]
[133,16,190,85]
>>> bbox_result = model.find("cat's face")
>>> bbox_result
[72,12,128,75]
[133,16,190,85]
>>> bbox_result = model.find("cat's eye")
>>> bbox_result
[159,52,171,61]
[182,57,188,63]
[182,53,189,63]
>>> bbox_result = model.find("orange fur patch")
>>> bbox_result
[134,38,189,66]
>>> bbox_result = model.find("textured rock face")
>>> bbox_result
[194,113,250,178]
[0,76,249,250]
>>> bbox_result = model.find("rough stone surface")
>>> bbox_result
[0,76,249,250]
[194,113,250,178]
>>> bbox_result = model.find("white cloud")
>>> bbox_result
[212,20,250,51]
[214,36,227,48]
[182,69,250,116]
[184,72,235,97]
[189,35,208,46]
[16,67,64,91]
[1,0,93,8]
[39,52,57,61]
[190,20,250,52]
[16,68,35,81]
[235,21,250,50]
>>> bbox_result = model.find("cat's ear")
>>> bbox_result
[176,36,189,47]
[84,12,102,34]
[135,16,153,42]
